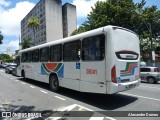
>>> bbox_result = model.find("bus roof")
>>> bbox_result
[18,25,137,54]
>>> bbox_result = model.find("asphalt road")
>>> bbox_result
[0,68,160,120]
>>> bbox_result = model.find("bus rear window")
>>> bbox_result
[115,50,139,60]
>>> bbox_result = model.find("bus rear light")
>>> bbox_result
[111,65,117,83]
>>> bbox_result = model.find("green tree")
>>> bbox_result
[3,58,15,63]
[71,26,86,36]
[72,0,142,34]
[15,50,19,55]
[0,54,11,60]
[28,16,40,46]
[20,37,32,49]
[0,31,3,44]
[72,0,160,61]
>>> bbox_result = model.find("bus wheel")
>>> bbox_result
[22,70,26,80]
[49,75,59,92]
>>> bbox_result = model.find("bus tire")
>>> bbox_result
[22,70,26,80]
[49,75,59,92]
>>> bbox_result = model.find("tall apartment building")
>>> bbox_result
[21,0,63,46]
[7,47,12,57]
[21,0,77,46]
[62,3,76,38]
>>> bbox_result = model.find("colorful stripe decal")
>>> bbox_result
[41,63,64,78]
[120,62,138,77]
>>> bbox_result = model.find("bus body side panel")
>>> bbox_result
[59,62,80,91]
[105,27,140,94]
[16,54,22,77]
[17,65,21,77]
[24,63,33,79]
[80,32,107,93]
[34,63,49,83]
[20,63,49,83]
[80,61,106,93]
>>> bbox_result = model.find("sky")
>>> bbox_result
[0,0,160,54]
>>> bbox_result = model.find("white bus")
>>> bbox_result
[16,25,140,94]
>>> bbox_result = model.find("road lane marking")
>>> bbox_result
[2,99,11,105]
[40,90,48,94]
[76,104,93,111]
[56,104,116,120]
[105,117,117,120]
[30,86,35,88]
[89,117,104,120]
[55,96,65,101]
[140,85,160,90]
[121,93,160,102]
[61,104,77,111]
[14,80,18,82]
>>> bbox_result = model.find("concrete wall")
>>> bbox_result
[45,0,63,42]
[62,3,77,38]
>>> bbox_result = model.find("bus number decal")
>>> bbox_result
[86,69,97,75]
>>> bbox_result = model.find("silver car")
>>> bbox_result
[5,64,17,74]
[140,66,160,84]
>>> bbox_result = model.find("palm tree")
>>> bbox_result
[20,37,32,49]
[0,31,3,44]
[28,16,40,46]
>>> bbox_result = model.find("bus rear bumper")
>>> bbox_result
[107,79,140,94]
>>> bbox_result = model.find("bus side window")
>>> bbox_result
[25,51,32,63]
[82,34,105,61]
[50,44,62,62]
[40,47,49,62]
[21,52,26,63]
[63,40,81,61]
[32,49,39,62]
[15,56,20,66]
